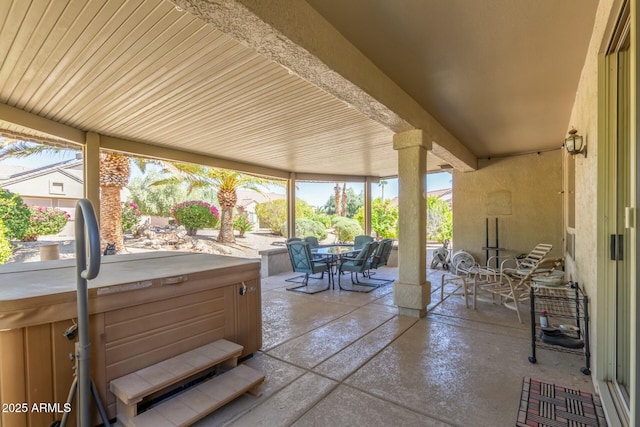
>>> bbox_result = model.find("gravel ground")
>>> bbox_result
[7,229,438,265]
[6,228,290,264]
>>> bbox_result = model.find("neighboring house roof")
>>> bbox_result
[1,159,85,203]
[0,164,28,179]
[1,159,83,186]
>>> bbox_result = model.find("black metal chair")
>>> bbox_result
[338,241,378,293]
[285,241,330,294]
[363,239,394,285]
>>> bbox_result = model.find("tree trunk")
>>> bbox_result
[341,183,347,217]
[217,206,236,243]
[99,153,130,253]
[100,186,124,252]
[217,188,237,243]
[334,183,341,216]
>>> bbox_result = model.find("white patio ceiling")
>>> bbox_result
[0,0,598,178]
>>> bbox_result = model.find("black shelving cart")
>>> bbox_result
[528,281,591,375]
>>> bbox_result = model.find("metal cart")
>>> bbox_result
[528,281,591,375]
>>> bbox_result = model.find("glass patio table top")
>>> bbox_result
[313,245,358,255]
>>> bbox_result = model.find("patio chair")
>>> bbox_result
[338,241,379,292]
[479,256,563,323]
[353,235,374,249]
[303,236,320,248]
[285,241,331,294]
[362,239,394,285]
[494,243,553,275]
[440,250,478,309]
[305,235,339,273]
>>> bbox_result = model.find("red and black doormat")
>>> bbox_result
[517,377,607,426]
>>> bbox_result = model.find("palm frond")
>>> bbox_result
[0,141,75,160]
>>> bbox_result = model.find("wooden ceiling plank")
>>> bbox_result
[45,0,168,119]
[68,17,229,127]
[62,4,193,123]
[113,58,281,135]
[0,0,39,94]
[90,44,261,131]
[11,1,89,111]
[28,1,140,117]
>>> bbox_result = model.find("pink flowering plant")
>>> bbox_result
[170,200,219,235]
[122,202,141,232]
[23,206,70,241]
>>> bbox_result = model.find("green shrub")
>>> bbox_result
[233,215,253,237]
[0,189,30,240]
[0,221,12,264]
[308,212,332,228]
[296,199,314,219]
[22,206,69,241]
[122,202,141,232]
[332,217,363,242]
[170,200,220,235]
[255,198,314,235]
[281,218,327,240]
[255,199,286,234]
[427,196,452,242]
[355,198,398,239]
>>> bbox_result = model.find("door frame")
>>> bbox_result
[596,1,638,425]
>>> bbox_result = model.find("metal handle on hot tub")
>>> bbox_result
[75,199,101,280]
[72,199,109,427]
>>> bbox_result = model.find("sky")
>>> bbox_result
[286,173,452,207]
[0,149,452,207]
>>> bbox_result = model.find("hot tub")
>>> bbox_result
[0,252,262,426]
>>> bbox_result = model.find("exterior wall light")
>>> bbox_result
[564,128,586,157]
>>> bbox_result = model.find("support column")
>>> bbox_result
[393,130,431,318]
[287,172,296,238]
[84,132,101,223]
[364,176,375,236]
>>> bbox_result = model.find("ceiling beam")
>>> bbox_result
[100,136,291,179]
[172,0,477,171]
[0,103,85,145]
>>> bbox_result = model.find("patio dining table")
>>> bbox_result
[312,245,360,287]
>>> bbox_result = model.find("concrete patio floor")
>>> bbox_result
[194,267,595,427]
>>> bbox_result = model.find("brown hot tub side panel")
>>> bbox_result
[0,253,262,427]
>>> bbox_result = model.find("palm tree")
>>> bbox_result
[334,183,341,216]
[340,183,347,217]
[378,179,388,201]
[99,153,130,252]
[152,163,278,243]
[0,141,130,252]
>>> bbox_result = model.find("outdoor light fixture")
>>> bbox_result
[564,128,586,157]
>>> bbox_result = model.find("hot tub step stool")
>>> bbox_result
[110,339,264,427]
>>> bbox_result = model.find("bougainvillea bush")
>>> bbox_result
[23,206,70,241]
[121,201,141,232]
[170,200,220,235]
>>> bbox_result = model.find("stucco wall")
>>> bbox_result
[452,150,563,265]
[563,0,619,386]
[564,0,617,301]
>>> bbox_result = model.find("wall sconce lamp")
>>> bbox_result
[564,128,587,157]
